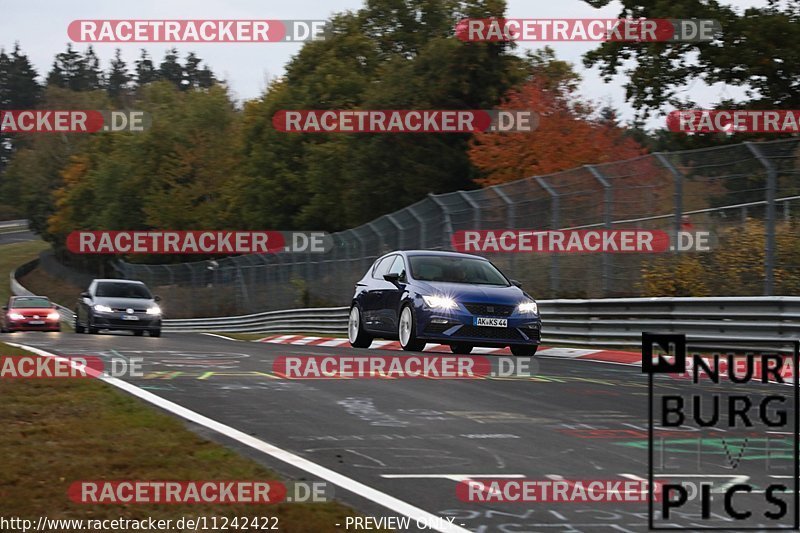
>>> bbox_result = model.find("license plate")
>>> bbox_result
[474,317,507,327]
[121,315,139,321]
[28,320,45,325]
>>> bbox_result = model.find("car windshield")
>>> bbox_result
[409,256,510,286]
[95,282,152,299]
[11,297,52,308]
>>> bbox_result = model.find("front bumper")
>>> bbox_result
[6,319,60,332]
[415,306,541,347]
[93,312,161,331]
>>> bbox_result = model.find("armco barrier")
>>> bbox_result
[9,267,800,346]
[161,297,800,349]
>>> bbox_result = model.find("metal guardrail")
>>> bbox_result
[538,297,800,349]
[164,297,800,350]
[166,307,350,334]
[0,219,29,231]
[9,264,799,346]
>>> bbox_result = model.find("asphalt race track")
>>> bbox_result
[4,331,796,532]
[0,229,37,245]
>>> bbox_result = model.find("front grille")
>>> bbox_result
[457,325,523,340]
[111,307,147,313]
[463,303,515,317]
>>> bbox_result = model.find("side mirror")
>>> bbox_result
[383,273,401,284]
[154,295,162,302]
[80,291,91,299]
[511,279,522,288]
[1,305,7,311]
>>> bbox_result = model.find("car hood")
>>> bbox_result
[9,307,55,314]
[92,296,155,309]
[411,281,529,304]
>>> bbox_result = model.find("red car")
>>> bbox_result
[1,296,61,332]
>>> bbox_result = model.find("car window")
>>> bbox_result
[387,255,406,278]
[409,256,510,286]
[11,297,52,308]
[95,282,152,299]
[372,255,395,279]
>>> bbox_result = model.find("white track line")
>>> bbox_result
[200,333,240,341]
[6,342,470,533]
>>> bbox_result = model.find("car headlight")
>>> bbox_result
[146,305,161,315]
[47,312,60,320]
[94,304,112,313]
[9,312,25,320]
[422,295,457,310]
[518,300,538,314]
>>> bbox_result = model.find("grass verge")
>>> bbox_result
[0,240,49,303]
[0,342,376,530]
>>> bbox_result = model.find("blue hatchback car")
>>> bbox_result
[348,250,541,355]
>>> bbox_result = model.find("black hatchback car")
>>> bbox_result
[75,279,162,336]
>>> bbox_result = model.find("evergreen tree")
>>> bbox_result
[106,48,131,102]
[134,49,158,86]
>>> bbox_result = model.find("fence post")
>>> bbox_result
[492,185,517,272]
[429,193,454,250]
[407,203,427,248]
[655,152,684,237]
[386,213,404,249]
[586,165,613,295]
[535,176,560,295]
[458,191,481,230]
[745,142,776,296]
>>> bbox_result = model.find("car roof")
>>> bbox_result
[391,250,488,260]
[11,295,51,302]
[93,279,145,284]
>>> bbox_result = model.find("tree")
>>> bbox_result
[106,49,130,102]
[468,52,646,187]
[0,43,41,216]
[158,48,183,89]
[230,0,528,230]
[582,0,800,118]
[134,49,158,86]
[46,44,98,91]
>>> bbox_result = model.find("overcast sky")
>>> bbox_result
[1,0,769,129]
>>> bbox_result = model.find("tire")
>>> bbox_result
[511,344,538,357]
[398,304,426,352]
[348,305,372,348]
[450,343,473,354]
[74,314,85,334]
[134,330,144,336]
[149,328,161,337]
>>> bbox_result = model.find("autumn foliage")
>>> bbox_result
[469,78,647,187]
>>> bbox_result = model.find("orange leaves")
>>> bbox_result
[469,79,647,187]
